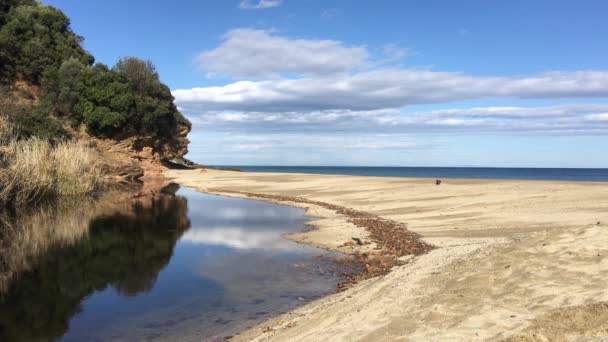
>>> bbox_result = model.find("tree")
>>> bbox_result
[0,0,37,26]
[114,57,160,96]
[0,2,190,140]
[113,57,185,136]
[0,2,93,84]
[77,64,135,137]
[42,58,86,118]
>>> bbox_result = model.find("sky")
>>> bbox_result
[46,0,608,167]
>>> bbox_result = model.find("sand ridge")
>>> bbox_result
[165,169,608,341]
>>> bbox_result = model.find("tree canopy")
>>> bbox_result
[0,1,190,139]
[0,0,93,83]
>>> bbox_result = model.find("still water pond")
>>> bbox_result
[0,187,350,341]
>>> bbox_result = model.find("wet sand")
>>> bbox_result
[165,169,608,341]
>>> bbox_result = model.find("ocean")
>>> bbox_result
[213,166,608,182]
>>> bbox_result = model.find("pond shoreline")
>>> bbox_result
[166,172,442,341]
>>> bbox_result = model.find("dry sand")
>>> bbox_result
[165,169,608,341]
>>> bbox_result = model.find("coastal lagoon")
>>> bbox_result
[0,186,352,341]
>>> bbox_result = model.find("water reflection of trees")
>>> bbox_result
[0,186,190,342]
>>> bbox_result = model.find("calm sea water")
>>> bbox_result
[0,186,354,342]
[217,166,608,182]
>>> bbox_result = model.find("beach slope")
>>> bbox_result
[166,169,608,341]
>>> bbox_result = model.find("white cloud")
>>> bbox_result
[182,29,608,145]
[187,30,608,111]
[195,29,368,78]
[183,104,608,134]
[238,0,282,9]
[175,70,608,112]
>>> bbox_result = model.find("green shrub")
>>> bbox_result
[14,108,67,140]
[0,2,93,84]
[82,106,128,137]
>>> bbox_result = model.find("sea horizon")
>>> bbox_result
[210,165,608,182]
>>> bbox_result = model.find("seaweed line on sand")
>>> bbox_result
[208,189,435,291]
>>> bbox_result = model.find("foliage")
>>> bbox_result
[0,1,190,139]
[114,57,186,136]
[0,1,93,84]
[77,64,135,136]
[0,88,67,140]
[0,0,37,24]
[41,57,86,118]
[14,108,67,140]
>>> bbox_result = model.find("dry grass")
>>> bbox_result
[0,115,104,208]
[0,116,10,143]
[52,141,103,195]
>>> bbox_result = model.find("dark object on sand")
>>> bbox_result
[352,237,363,246]
[435,179,442,185]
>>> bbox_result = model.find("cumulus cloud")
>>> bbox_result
[174,70,608,112]
[196,29,368,78]
[238,0,282,9]
[187,30,608,112]
[182,29,608,145]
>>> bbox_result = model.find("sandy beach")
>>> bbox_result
[165,169,608,341]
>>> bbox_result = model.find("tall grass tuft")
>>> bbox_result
[0,115,11,145]
[52,141,103,195]
[0,115,104,208]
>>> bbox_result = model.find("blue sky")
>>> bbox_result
[47,0,608,167]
